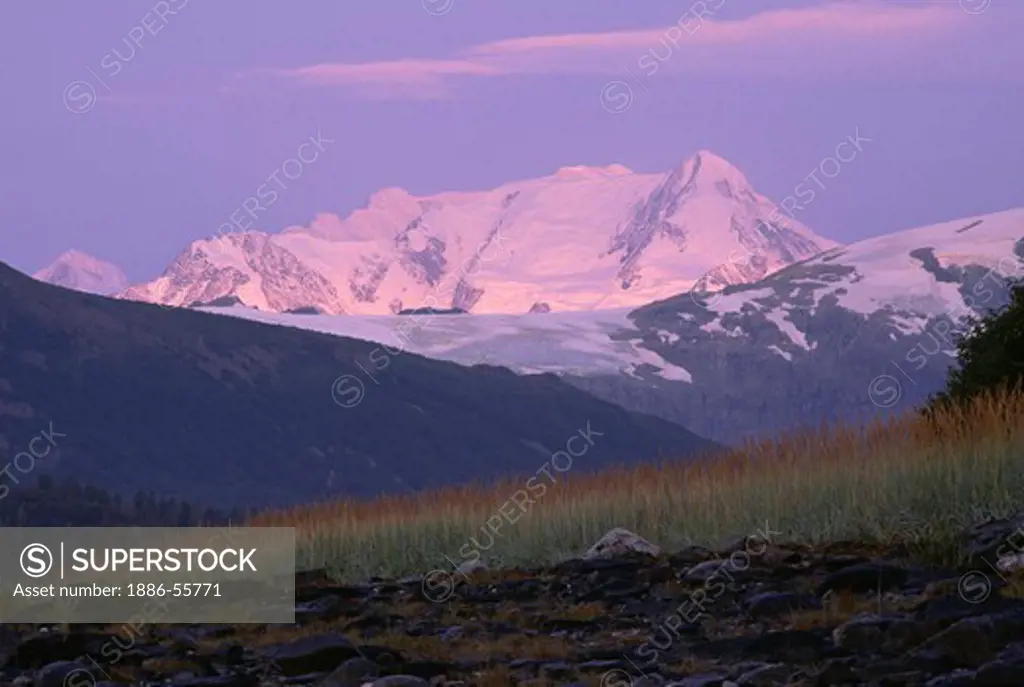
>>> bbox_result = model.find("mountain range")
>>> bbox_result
[25,153,1024,452]
[203,206,1024,444]
[104,151,834,315]
[0,261,716,509]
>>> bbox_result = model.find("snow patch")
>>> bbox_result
[764,309,810,350]
[657,330,680,345]
[700,318,744,338]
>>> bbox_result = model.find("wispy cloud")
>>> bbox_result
[251,58,501,99]
[474,2,953,56]
[278,59,499,84]
[241,2,1012,99]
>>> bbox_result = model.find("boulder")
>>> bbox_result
[583,528,661,560]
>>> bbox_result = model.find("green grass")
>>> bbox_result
[251,390,1024,581]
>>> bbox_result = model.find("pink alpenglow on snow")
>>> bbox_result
[118,151,836,316]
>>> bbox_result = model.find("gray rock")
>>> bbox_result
[258,633,362,676]
[997,553,1024,573]
[673,675,729,687]
[817,562,908,595]
[170,676,256,686]
[539,661,573,679]
[813,657,858,685]
[628,677,667,687]
[832,614,891,653]
[735,663,794,686]
[36,662,93,687]
[913,614,1003,669]
[439,626,464,642]
[974,658,1024,684]
[368,677,430,687]
[319,657,379,686]
[924,669,979,686]
[684,559,741,583]
[746,591,819,618]
[5,631,118,670]
[962,514,1024,567]
[456,559,487,575]
[584,528,661,560]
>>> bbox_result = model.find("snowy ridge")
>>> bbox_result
[698,206,1024,344]
[119,150,835,314]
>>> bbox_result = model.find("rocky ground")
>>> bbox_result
[4,517,1024,687]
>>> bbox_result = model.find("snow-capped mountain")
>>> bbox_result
[199,206,1024,444]
[33,250,128,296]
[118,151,836,314]
[687,207,1024,344]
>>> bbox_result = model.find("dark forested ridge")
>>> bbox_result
[0,473,245,527]
[0,262,717,511]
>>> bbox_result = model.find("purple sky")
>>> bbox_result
[1,0,1021,282]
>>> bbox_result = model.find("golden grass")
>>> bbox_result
[250,389,1024,581]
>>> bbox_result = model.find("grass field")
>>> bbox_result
[250,389,1024,581]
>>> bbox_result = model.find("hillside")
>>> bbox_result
[0,262,717,509]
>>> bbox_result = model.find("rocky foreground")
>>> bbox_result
[4,518,1024,687]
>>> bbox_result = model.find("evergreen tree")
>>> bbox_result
[926,280,1024,412]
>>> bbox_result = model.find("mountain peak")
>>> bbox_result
[690,149,748,179]
[34,250,128,296]
[668,149,754,198]
[52,248,103,265]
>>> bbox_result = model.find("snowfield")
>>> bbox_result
[204,305,694,382]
